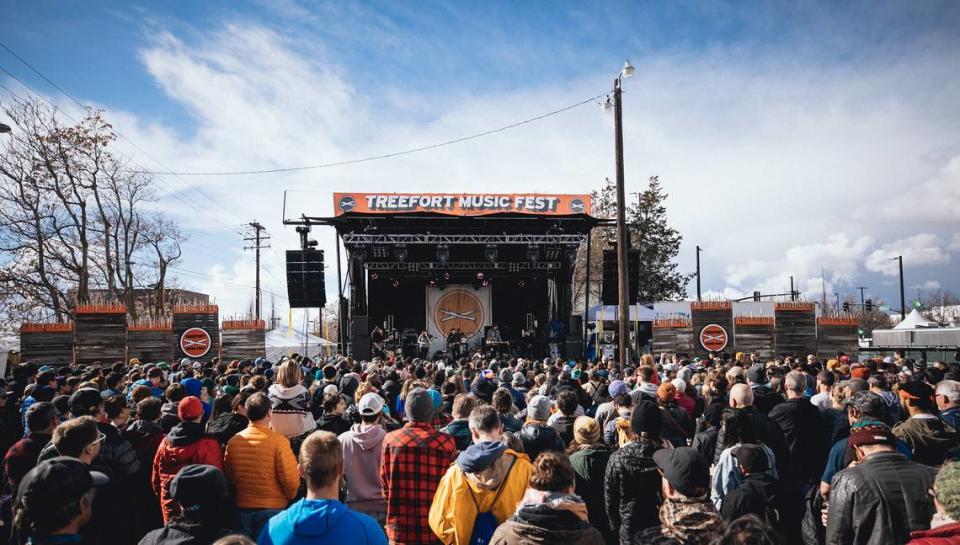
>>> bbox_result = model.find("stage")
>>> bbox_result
[289,192,600,361]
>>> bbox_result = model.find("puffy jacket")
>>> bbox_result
[152,421,224,523]
[126,419,166,471]
[160,402,181,433]
[826,451,936,545]
[428,444,532,545]
[518,422,565,463]
[260,498,387,545]
[442,419,473,452]
[490,493,604,545]
[893,416,960,466]
[768,397,829,484]
[604,440,665,545]
[907,521,960,545]
[224,422,300,509]
[569,444,616,545]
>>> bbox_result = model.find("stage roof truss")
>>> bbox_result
[365,261,561,271]
[341,233,588,245]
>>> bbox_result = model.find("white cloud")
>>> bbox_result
[865,234,951,276]
[911,280,941,290]
[950,233,960,251]
[80,19,959,316]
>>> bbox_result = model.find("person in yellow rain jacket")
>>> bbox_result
[429,405,533,545]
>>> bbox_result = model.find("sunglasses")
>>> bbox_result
[92,432,106,446]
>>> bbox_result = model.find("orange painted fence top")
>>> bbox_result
[222,320,266,330]
[775,302,816,312]
[691,301,732,311]
[172,304,219,314]
[20,322,74,333]
[75,303,127,314]
[735,316,775,326]
[818,317,859,326]
[653,318,692,328]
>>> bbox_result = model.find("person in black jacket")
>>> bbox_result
[604,401,669,545]
[519,395,565,462]
[768,371,828,488]
[719,444,782,527]
[715,385,789,479]
[138,464,232,545]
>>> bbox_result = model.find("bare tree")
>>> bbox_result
[922,289,960,325]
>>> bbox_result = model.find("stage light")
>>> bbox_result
[428,277,437,288]
[370,272,379,281]
[476,272,485,281]
[391,278,400,288]
[517,280,526,288]
[372,246,389,259]
[527,245,539,264]
[443,271,451,280]
[437,244,450,266]
[395,244,407,263]
[485,244,497,265]
[481,278,491,287]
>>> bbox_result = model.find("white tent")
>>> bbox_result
[264,328,335,361]
[893,309,940,330]
[585,304,656,322]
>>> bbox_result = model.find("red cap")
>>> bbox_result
[850,366,870,380]
[178,396,203,421]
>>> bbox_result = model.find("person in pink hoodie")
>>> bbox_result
[672,378,696,418]
[338,392,388,526]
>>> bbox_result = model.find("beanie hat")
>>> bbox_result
[935,462,960,521]
[405,388,434,422]
[527,395,553,421]
[178,396,203,421]
[657,382,677,402]
[850,366,870,380]
[573,416,601,445]
[848,421,897,448]
[631,400,663,437]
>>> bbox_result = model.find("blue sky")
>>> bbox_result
[2,0,959,318]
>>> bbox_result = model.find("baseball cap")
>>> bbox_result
[16,457,108,514]
[747,364,766,384]
[68,388,104,416]
[358,393,385,416]
[178,396,203,421]
[170,464,227,513]
[652,447,710,498]
[609,380,629,398]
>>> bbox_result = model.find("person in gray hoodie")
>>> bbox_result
[338,393,388,526]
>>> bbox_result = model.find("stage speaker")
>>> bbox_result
[351,316,371,360]
[565,340,584,359]
[600,247,641,305]
[526,313,536,331]
[286,250,326,308]
[601,249,617,305]
[568,315,583,340]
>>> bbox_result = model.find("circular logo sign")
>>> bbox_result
[569,198,586,214]
[433,289,485,338]
[180,327,212,358]
[699,324,728,352]
[338,195,356,213]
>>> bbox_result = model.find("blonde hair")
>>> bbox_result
[276,360,303,388]
[640,354,654,367]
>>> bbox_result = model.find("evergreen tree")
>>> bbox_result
[628,176,692,301]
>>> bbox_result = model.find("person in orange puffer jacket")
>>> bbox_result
[152,396,223,523]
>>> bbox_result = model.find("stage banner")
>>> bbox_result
[425,285,492,357]
[333,193,591,216]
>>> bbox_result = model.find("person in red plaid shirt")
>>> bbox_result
[381,387,457,545]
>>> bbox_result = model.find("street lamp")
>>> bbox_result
[603,59,635,367]
[892,256,905,320]
[0,123,11,134]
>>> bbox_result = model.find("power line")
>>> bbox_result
[120,93,606,176]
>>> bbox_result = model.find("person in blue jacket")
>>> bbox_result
[259,430,386,545]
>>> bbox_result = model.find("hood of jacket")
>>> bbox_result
[457,440,505,474]
[347,423,386,451]
[740,472,779,501]
[501,492,596,545]
[268,383,308,400]
[272,498,347,540]
[206,413,249,438]
[139,521,228,545]
[161,402,178,416]
[167,421,207,447]
[445,419,471,435]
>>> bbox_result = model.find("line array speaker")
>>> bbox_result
[286,250,327,308]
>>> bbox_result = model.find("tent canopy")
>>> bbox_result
[585,304,656,322]
[894,309,940,330]
[264,328,334,361]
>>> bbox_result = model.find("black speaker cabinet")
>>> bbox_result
[286,250,326,308]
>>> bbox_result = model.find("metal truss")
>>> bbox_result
[341,233,587,245]
[364,261,561,271]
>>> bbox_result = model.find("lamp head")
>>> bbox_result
[621,60,635,79]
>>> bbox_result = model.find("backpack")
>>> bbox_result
[467,456,517,545]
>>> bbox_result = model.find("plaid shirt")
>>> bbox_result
[381,421,456,545]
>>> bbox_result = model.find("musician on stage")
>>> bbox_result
[417,329,433,359]
[486,325,505,357]
[371,325,385,357]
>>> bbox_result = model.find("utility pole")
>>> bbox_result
[244,221,271,321]
[696,246,702,302]
[789,276,796,301]
[856,286,867,307]
[834,292,840,313]
[613,75,629,368]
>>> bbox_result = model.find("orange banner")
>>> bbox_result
[333,193,591,216]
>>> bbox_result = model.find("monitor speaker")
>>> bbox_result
[565,340,584,359]
[286,250,326,308]
[351,316,370,360]
[568,315,583,340]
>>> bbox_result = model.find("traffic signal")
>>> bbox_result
[842,302,850,312]
[753,291,761,302]
[865,299,873,312]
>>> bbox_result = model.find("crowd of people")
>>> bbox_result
[1,347,959,545]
